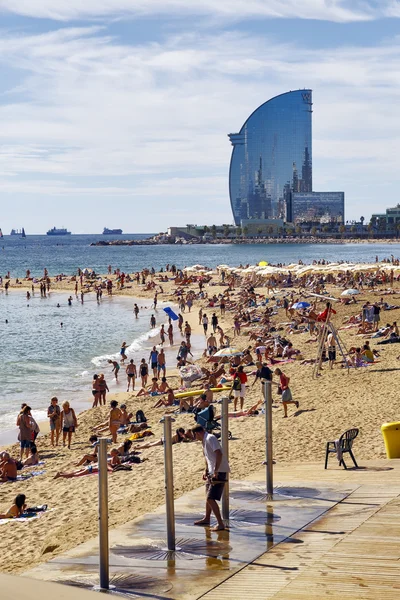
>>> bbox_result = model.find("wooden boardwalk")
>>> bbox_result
[201,460,400,600]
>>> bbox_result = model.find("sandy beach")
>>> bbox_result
[0,267,399,575]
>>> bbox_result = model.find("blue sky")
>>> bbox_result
[0,0,400,233]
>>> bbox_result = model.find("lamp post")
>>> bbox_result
[221,396,230,522]
[161,416,176,551]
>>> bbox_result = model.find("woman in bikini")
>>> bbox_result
[139,358,149,388]
[0,494,26,519]
[109,400,122,443]
[126,359,137,392]
[97,373,109,406]
[92,374,101,408]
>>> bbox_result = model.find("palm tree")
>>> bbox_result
[339,225,346,238]
[223,224,230,238]
[243,225,249,239]
[211,225,217,239]
[236,226,242,238]
[203,225,209,234]
[257,228,263,237]
[278,226,284,237]
[311,226,317,236]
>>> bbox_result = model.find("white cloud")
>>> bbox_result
[0,0,386,23]
[0,24,400,228]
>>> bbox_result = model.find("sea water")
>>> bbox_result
[0,290,198,441]
[1,235,400,278]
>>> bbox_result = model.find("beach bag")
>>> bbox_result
[281,388,293,402]
[136,410,147,423]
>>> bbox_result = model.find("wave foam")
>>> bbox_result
[91,327,161,367]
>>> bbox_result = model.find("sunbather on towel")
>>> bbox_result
[0,494,26,518]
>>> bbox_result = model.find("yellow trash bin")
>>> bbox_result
[381,422,400,459]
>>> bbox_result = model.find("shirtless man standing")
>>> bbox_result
[327,331,336,369]
[157,348,166,377]
[207,333,218,356]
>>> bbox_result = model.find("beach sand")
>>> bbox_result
[0,273,399,574]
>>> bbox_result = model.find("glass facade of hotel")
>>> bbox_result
[228,90,312,225]
[290,192,345,225]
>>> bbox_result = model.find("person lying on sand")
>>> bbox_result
[133,427,187,450]
[0,494,26,519]
[55,449,121,479]
[214,400,263,419]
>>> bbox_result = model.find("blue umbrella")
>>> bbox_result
[291,301,311,310]
[163,307,179,321]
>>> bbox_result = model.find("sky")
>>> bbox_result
[0,1,400,234]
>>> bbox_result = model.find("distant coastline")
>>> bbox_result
[90,236,400,247]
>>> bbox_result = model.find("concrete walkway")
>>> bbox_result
[23,459,400,599]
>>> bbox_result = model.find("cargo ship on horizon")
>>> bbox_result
[103,228,123,235]
[46,227,71,236]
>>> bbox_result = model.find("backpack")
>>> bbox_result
[232,377,241,391]
[136,410,147,423]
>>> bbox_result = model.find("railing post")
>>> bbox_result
[98,438,109,590]
[221,396,230,522]
[263,381,273,496]
[161,416,176,551]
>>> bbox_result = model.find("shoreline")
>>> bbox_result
[0,296,205,449]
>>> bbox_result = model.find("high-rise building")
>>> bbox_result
[228,89,313,225]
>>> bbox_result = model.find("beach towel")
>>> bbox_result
[129,430,154,441]
[0,508,51,525]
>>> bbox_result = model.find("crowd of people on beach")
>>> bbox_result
[1,255,400,528]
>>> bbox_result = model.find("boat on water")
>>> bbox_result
[0,228,3,238]
[46,227,71,236]
[103,228,123,235]
[21,228,26,238]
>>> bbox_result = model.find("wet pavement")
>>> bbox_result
[24,478,355,598]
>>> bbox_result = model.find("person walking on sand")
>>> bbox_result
[168,322,174,345]
[202,313,209,335]
[192,425,230,531]
[126,359,137,392]
[149,346,159,377]
[60,401,78,449]
[47,396,61,447]
[274,368,299,418]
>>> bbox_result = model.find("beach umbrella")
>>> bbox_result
[163,307,179,320]
[258,261,268,267]
[291,301,311,309]
[213,347,243,357]
[341,289,360,296]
